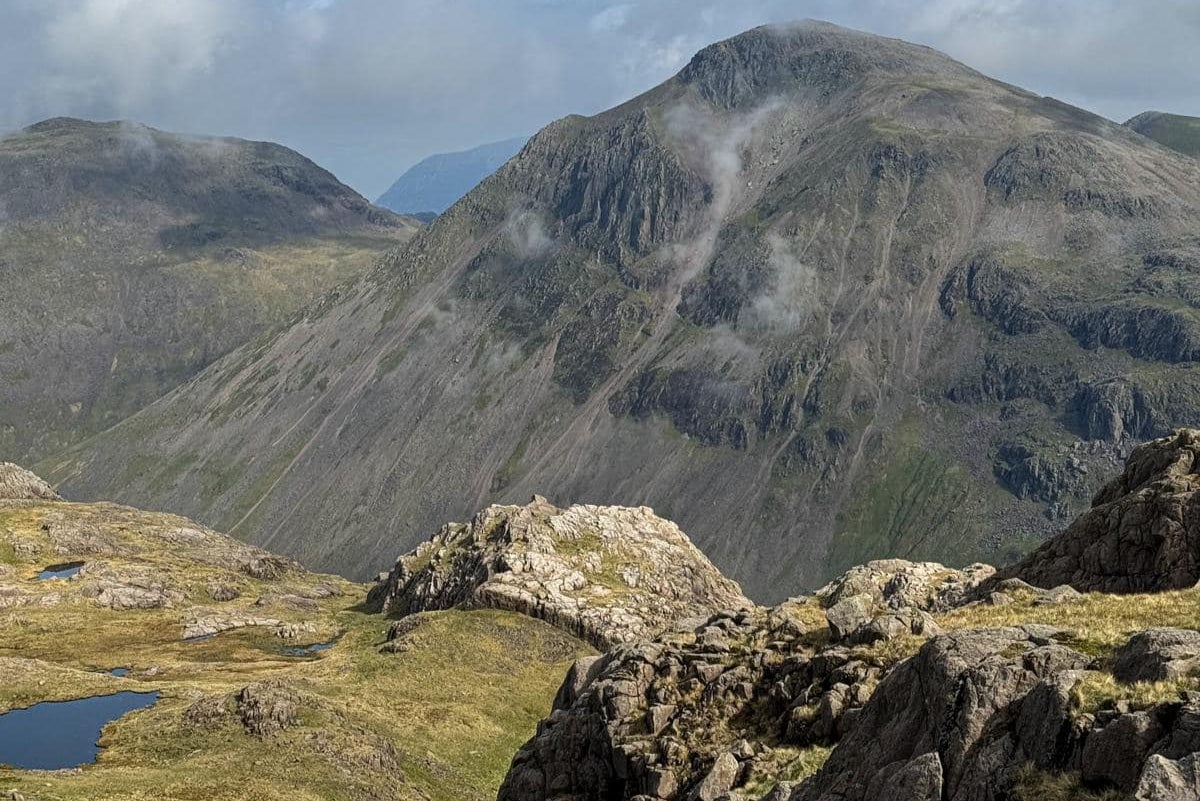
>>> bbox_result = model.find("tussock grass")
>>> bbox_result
[0,501,591,801]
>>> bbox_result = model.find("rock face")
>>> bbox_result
[792,627,1200,801]
[0,463,61,501]
[368,497,749,649]
[56,21,1200,599]
[1003,429,1200,592]
[498,600,870,801]
[496,564,994,801]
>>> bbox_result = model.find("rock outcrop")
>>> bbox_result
[792,627,1200,801]
[1003,429,1200,592]
[368,497,750,649]
[498,600,865,801]
[0,463,61,501]
[496,568,989,801]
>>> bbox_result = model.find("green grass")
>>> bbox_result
[0,499,591,801]
[830,420,975,575]
[1131,111,1200,157]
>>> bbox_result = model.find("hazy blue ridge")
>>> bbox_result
[376,136,528,214]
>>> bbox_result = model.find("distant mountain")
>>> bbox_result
[0,117,419,460]
[375,136,527,215]
[51,23,1200,601]
[1125,110,1200,157]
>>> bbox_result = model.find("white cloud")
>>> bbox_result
[0,1,1196,197]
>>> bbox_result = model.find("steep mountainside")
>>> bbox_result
[1126,111,1200,157]
[376,136,528,215]
[0,117,418,460]
[49,22,1200,600]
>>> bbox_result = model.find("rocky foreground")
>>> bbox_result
[479,432,1200,801]
[4,430,1200,799]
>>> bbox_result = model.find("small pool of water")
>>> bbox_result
[110,667,129,677]
[0,691,159,770]
[36,562,84,581]
[281,635,341,657]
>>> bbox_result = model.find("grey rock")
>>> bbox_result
[237,681,299,737]
[825,595,874,642]
[0,464,61,501]
[1082,710,1166,791]
[1113,628,1200,683]
[1136,753,1200,801]
[368,497,750,649]
[1002,430,1200,593]
[693,752,739,801]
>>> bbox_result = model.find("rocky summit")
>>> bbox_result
[493,429,1200,801]
[1002,429,1200,592]
[368,496,750,649]
[5,430,1200,799]
[50,21,1200,600]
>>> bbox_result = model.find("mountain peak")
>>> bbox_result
[676,19,980,108]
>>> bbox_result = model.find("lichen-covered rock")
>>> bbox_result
[0,463,60,501]
[815,559,995,613]
[236,681,299,737]
[1003,429,1200,592]
[368,496,750,649]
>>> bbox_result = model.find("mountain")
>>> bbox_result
[1126,110,1200,157]
[375,136,528,215]
[46,22,1200,601]
[0,117,419,461]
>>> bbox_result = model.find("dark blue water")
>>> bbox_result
[110,668,129,677]
[0,691,159,770]
[282,638,338,657]
[36,562,84,581]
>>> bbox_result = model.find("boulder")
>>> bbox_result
[792,627,1092,801]
[1113,628,1200,683]
[815,560,995,612]
[0,463,61,501]
[1137,753,1200,801]
[368,497,751,649]
[825,595,874,641]
[237,681,299,737]
[1001,429,1200,592]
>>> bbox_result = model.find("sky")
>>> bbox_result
[2,0,1198,199]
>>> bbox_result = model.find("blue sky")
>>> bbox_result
[2,1,1197,197]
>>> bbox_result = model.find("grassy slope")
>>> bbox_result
[1128,111,1200,158]
[0,500,589,801]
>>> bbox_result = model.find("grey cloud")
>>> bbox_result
[0,1,1197,198]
